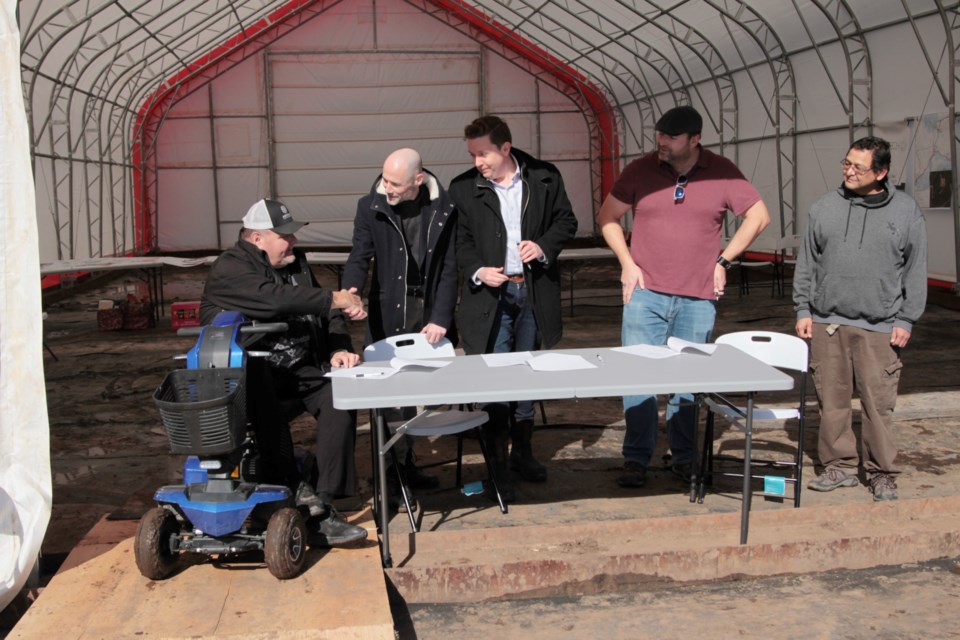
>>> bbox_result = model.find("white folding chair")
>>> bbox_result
[364,333,505,531]
[697,331,809,522]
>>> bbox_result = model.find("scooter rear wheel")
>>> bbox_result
[264,507,307,579]
[134,507,181,580]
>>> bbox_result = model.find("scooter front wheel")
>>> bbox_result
[264,507,307,579]
[134,507,181,580]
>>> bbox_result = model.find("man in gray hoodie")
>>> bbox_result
[794,136,927,501]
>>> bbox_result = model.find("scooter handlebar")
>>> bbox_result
[175,321,289,338]
[240,322,288,334]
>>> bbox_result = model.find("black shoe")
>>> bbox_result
[487,477,515,504]
[671,463,693,484]
[401,462,440,490]
[311,507,368,548]
[488,462,516,503]
[617,461,647,488]
[386,466,420,514]
[509,418,547,483]
[510,448,548,482]
[294,482,326,518]
[386,482,418,514]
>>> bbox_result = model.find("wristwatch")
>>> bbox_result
[716,255,733,270]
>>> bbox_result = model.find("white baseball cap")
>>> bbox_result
[242,198,307,234]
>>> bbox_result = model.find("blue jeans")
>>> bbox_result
[621,288,716,467]
[488,280,540,422]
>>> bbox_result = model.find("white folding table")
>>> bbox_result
[557,247,616,316]
[39,253,350,319]
[333,345,794,566]
[40,256,218,323]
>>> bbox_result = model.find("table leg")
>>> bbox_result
[740,393,755,544]
[321,265,344,289]
[157,267,165,318]
[141,266,163,324]
[374,409,393,567]
[373,409,393,568]
[689,393,701,502]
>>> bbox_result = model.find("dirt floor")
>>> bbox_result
[22,255,960,638]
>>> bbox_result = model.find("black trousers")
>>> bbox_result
[249,360,357,498]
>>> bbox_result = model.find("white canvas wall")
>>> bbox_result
[662,11,958,281]
[29,0,958,280]
[1,0,51,611]
[269,50,481,245]
[155,0,596,250]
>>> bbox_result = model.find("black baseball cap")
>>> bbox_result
[655,106,703,136]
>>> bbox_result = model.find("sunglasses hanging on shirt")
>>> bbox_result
[674,175,688,204]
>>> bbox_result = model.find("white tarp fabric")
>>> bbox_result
[0,0,52,612]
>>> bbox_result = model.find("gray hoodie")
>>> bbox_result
[793,185,927,333]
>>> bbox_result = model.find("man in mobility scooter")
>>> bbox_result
[200,198,369,548]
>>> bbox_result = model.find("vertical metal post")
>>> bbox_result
[740,393,755,545]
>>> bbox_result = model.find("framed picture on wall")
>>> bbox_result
[929,170,952,208]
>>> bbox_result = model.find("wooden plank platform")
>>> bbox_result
[11,510,392,639]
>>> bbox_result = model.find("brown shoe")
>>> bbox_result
[807,468,859,492]
[870,474,898,501]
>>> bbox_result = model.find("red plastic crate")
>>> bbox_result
[170,301,201,331]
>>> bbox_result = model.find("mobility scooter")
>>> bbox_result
[134,311,308,580]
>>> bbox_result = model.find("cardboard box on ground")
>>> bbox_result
[96,294,154,330]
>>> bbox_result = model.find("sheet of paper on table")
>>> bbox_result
[480,351,595,371]
[666,337,718,355]
[325,356,451,379]
[613,338,717,359]
[525,353,597,371]
[481,352,534,367]
[325,366,399,379]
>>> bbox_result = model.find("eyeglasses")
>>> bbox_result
[841,159,873,176]
[674,175,688,204]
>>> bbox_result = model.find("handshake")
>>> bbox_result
[331,287,367,320]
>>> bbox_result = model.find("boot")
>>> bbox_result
[483,427,515,503]
[401,449,440,490]
[386,462,418,514]
[510,418,547,482]
[294,481,326,518]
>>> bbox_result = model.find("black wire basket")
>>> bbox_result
[154,368,247,455]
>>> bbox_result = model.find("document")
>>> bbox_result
[666,337,718,355]
[325,366,399,379]
[613,338,717,359]
[612,344,679,359]
[325,357,451,379]
[482,352,534,367]
[525,353,597,371]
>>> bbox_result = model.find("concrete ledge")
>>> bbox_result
[386,495,960,603]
